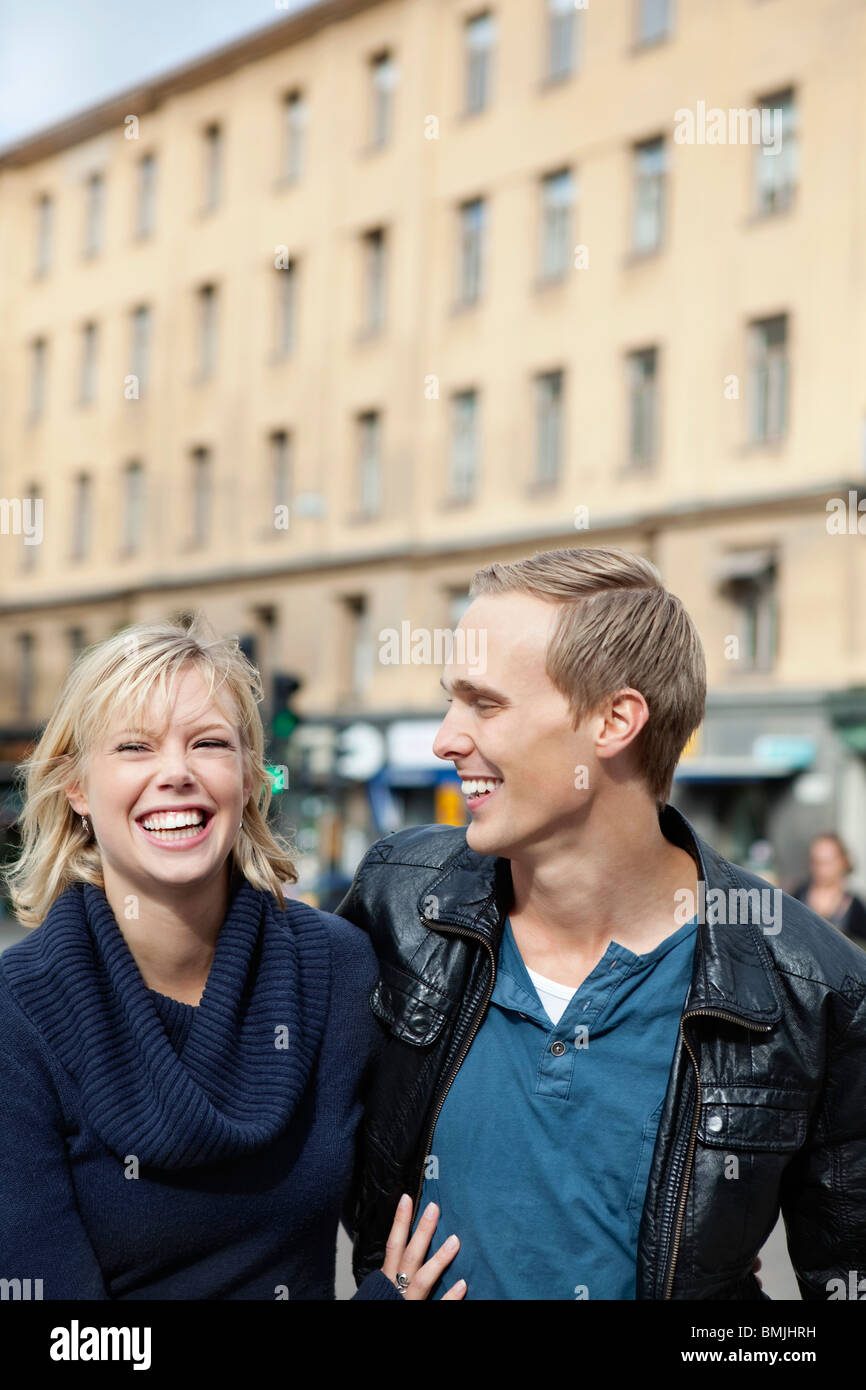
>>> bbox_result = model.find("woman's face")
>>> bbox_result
[809,837,848,887]
[66,664,253,900]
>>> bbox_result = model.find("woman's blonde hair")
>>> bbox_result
[469,546,707,807]
[5,611,298,926]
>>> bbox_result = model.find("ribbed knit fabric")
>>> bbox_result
[0,874,402,1301]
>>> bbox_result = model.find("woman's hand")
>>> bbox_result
[381,1194,466,1300]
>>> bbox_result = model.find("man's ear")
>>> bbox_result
[594,688,650,761]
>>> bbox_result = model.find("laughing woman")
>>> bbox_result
[0,616,464,1301]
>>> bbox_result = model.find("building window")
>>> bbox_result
[546,0,580,81]
[191,447,212,546]
[122,461,145,554]
[754,88,797,216]
[20,482,40,572]
[29,338,47,422]
[632,137,667,254]
[84,172,105,257]
[197,284,218,379]
[357,411,382,517]
[17,633,35,721]
[79,322,98,406]
[282,91,307,180]
[270,430,292,520]
[35,194,53,275]
[539,169,575,280]
[275,259,297,356]
[344,595,374,699]
[534,370,564,485]
[370,51,398,148]
[748,314,788,444]
[457,197,486,306]
[362,228,387,333]
[448,589,473,627]
[636,0,673,45]
[719,552,778,673]
[130,305,151,395]
[626,347,659,469]
[450,390,479,501]
[67,627,87,662]
[465,11,496,114]
[71,473,92,561]
[136,153,157,238]
[202,124,223,211]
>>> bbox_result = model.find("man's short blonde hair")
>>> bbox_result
[468,546,706,806]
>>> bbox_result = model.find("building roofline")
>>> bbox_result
[0,0,382,169]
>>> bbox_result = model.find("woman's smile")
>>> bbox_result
[134,808,217,850]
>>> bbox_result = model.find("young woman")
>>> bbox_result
[0,615,465,1301]
[793,832,866,951]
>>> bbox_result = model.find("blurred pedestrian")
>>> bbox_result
[792,833,866,951]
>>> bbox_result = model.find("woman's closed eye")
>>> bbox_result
[115,740,232,752]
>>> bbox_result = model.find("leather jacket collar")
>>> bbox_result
[415,802,784,1030]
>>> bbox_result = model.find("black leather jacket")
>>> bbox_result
[336,804,866,1298]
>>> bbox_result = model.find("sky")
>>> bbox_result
[0,0,315,152]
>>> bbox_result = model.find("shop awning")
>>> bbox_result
[675,735,816,783]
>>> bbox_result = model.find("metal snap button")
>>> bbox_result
[550,1040,567,1056]
[707,1113,723,1133]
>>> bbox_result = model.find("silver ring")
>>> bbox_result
[395,1271,410,1294]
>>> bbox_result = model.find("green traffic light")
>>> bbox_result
[274,710,299,739]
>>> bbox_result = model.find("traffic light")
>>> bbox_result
[272,672,303,741]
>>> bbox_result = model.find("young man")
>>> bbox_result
[337,547,866,1299]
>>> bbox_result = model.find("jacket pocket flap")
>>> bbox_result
[698,1085,812,1150]
[370,962,452,1047]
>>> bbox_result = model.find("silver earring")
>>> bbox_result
[81,815,90,835]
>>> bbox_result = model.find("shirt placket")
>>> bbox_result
[534,949,634,1099]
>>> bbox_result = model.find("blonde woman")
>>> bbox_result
[0,616,465,1301]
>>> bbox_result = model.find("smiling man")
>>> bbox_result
[337,546,866,1300]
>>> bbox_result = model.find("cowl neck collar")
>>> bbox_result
[2,874,331,1169]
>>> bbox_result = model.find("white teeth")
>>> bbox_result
[143,824,204,842]
[460,778,501,797]
[140,809,206,831]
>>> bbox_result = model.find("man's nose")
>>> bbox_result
[432,706,474,763]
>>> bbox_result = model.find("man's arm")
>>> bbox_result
[779,990,866,1299]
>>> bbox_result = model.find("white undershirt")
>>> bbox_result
[525,966,576,1026]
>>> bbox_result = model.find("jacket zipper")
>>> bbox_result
[662,1007,773,1300]
[412,914,497,1218]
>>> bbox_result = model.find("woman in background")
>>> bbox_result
[792,832,866,951]
[0,615,464,1300]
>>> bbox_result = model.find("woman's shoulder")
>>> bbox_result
[0,944,69,1100]
[279,895,379,982]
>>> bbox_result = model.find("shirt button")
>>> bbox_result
[550,1040,567,1056]
[707,1113,723,1133]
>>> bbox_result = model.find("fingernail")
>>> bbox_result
[454,1279,466,1291]
[423,1201,438,1219]
[397,1193,412,1210]
[445,1233,459,1251]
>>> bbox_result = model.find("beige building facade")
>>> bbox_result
[1,0,865,893]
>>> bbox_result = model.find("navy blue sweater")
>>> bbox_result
[0,872,401,1300]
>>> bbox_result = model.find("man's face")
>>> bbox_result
[433,592,597,859]
[65,664,253,900]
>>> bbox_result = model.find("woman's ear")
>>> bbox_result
[64,781,88,817]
